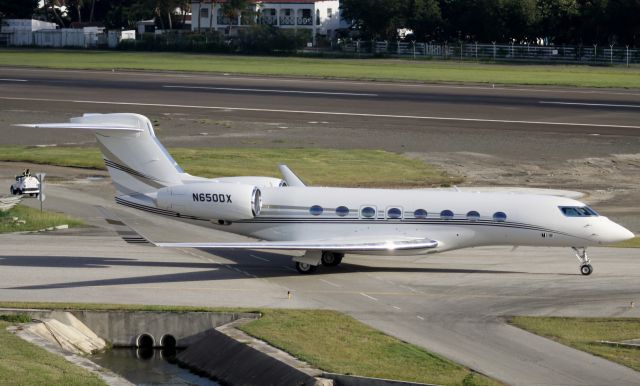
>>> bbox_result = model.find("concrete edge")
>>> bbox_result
[321,372,439,386]
[7,325,133,386]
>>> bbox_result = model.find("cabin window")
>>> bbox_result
[309,205,323,216]
[336,206,349,217]
[387,207,402,219]
[361,206,376,218]
[467,211,480,221]
[440,210,454,220]
[493,212,507,222]
[559,206,598,217]
[414,209,428,219]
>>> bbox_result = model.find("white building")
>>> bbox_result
[191,0,347,41]
[0,19,58,33]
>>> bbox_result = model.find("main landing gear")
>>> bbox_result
[294,251,344,274]
[572,247,593,276]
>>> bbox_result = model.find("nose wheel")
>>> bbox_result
[572,247,593,276]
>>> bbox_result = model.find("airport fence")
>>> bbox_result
[337,41,640,66]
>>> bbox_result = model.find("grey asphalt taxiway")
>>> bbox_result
[0,67,639,385]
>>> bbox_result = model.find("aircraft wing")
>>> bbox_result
[155,238,438,252]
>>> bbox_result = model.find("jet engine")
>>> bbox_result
[156,182,262,220]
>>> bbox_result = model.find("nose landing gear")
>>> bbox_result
[572,247,593,276]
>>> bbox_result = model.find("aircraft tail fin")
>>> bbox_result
[17,113,184,196]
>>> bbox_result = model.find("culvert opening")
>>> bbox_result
[136,333,155,348]
[160,334,177,349]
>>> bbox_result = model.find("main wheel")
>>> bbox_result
[321,251,344,267]
[10,187,16,195]
[295,262,318,274]
[580,264,593,276]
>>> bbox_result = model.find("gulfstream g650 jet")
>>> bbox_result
[18,113,634,275]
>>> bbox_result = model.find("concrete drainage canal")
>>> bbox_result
[4,309,259,386]
[92,332,217,386]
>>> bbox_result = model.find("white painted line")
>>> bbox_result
[282,265,297,272]
[249,254,270,262]
[540,101,640,108]
[0,79,27,82]
[319,279,341,288]
[392,306,401,310]
[416,315,425,320]
[4,96,639,130]
[163,85,378,97]
[360,292,378,301]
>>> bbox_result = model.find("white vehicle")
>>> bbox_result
[17,113,635,275]
[10,174,40,197]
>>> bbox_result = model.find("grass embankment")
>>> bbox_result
[0,302,499,386]
[0,146,459,187]
[510,316,640,371]
[0,204,83,233]
[0,315,106,386]
[1,49,639,88]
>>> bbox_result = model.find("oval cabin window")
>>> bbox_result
[309,205,323,216]
[440,210,454,220]
[387,207,402,219]
[336,206,349,217]
[361,206,376,218]
[414,209,428,219]
[493,212,507,222]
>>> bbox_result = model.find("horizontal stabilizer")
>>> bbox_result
[155,238,438,252]
[13,123,143,132]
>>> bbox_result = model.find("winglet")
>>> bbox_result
[278,164,306,187]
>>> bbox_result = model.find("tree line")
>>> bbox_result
[2,0,639,46]
[341,0,640,46]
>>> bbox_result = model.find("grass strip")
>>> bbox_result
[0,319,106,386]
[240,309,501,386]
[610,237,640,248]
[509,316,640,372]
[1,49,639,88]
[0,302,500,385]
[0,204,83,233]
[0,146,460,187]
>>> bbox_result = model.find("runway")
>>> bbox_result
[1,67,639,385]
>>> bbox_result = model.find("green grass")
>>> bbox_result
[240,309,501,386]
[510,316,640,372]
[0,146,460,187]
[610,237,640,248]
[0,204,83,233]
[0,302,500,385]
[0,319,106,386]
[1,49,640,88]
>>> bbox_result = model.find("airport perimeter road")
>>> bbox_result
[1,67,640,161]
[1,181,639,386]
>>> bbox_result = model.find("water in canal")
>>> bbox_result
[92,348,220,386]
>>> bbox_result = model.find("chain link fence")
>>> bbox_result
[339,41,640,66]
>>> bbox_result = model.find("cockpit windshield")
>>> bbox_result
[559,206,599,217]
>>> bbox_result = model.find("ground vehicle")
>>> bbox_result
[10,174,40,197]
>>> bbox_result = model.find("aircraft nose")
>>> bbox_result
[594,221,635,244]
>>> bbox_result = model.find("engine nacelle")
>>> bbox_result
[156,182,261,221]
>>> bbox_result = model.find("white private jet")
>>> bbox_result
[18,113,634,275]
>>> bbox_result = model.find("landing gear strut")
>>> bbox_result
[572,247,593,276]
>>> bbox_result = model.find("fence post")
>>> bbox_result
[610,44,614,65]
[627,45,630,67]
[492,41,496,61]
[593,44,597,64]
[460,42,463,61]
[413,41,416,60]
[475,41,478,60]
